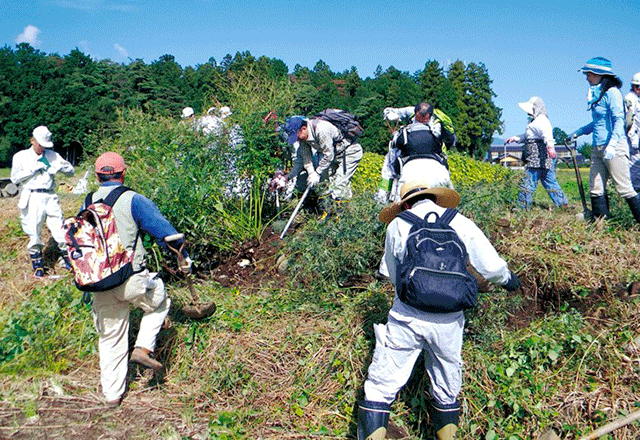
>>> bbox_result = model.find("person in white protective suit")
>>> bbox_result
[11,126,75,278]
[375,102,455,204]
[376,102,454,279]
[357,179,521,440]
[625,73,640,191]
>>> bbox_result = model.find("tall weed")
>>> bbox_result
[284,192,385,288]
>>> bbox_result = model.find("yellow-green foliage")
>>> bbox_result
[351,152,384,193]
[352,151,512,193]
[448,151,512,187]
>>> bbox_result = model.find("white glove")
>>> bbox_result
[374,189,388,204]
[307,171,320,187]
[567,132,578,143]
[180,256,193,274]
[47,164,59,175]
[383,107,399,121]
[32,162,47,173]
[603,145,616,160]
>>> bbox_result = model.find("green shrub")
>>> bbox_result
[352,152,385,194]
[284,192,385,287]
[448,151,513,188]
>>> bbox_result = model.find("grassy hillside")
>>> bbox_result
[1,157,640,440]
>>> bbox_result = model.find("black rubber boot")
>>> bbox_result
[626,195,640,224]
[431,400,460,440]
[29,250,45,278]
[357,400,391,440]
[590,195,609,220]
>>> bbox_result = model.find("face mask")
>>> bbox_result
[588,83,602,108]
[527,115,534,123]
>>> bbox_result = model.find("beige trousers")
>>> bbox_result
[91,270,170,401]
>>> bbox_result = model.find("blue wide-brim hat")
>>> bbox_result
[579,57,615,76]
[283,116,305,144]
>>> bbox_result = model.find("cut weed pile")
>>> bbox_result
[3,176,640,438]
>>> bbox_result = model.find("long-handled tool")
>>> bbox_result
[164,233,216,319]
[563,139,590,219]
[280,184,312,239]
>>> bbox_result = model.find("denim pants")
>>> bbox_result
[517,160,568,209]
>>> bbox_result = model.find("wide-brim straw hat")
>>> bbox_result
[379,180,461,224]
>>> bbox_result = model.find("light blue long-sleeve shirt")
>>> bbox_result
[576,87,626,148]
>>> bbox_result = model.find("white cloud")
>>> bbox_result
[15,25,42,48]
[114,43,129,58]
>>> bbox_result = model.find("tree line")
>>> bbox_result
[0,43,503,167]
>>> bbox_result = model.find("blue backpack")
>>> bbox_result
[396,209,478,313]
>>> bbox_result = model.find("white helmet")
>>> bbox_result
[632,72,640,86]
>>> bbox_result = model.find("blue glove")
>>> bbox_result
[603,145,615,160]
[503,271,521,292]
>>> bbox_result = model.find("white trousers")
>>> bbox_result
[91,270,170,401]
[364,312,464,406]
[325,143,363,200]
[390,158,453,202]
[19,191,67,253]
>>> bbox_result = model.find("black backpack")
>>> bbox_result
[395,209,478,313]
[313,109,364,142]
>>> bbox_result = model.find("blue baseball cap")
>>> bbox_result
[283,116,305,144]
[579,57,615,76]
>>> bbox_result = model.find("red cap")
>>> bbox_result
[95,152,125,174]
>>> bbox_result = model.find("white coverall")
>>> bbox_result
[364,199,511,406]
[10,147,74,253]
[298,119,363,200]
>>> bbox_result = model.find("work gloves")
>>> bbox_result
[503,271,521,292]
[47,164,60,175]
[603,144,616,160]
[32,161,48,173]
[546,146,557,160]
[567,132,578,144]
[180,255,193,274]
[307,171,320,187]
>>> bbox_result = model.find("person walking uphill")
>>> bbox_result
[568,57,640,222]
[10,126,75,278]
[83,152,192,408]
[504,97,568,209]
[283,115,363,200]
[357,179,521,440]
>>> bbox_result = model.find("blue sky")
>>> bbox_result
[2,0,638,141]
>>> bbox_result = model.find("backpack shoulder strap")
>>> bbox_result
[102,185,132,208]
[438,208,458,226]
[83,192,95,210]
[397,210,424,226]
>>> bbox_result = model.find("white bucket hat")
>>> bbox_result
[32,126,53,148]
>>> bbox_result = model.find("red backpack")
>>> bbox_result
[63,186,138,292]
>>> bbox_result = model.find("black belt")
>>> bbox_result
[31,188,53,193]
